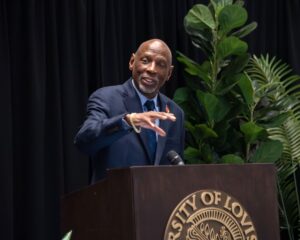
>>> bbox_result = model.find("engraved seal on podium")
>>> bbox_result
[164,190,258,240]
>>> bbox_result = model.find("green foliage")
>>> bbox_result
[221,154,244,163]
[247,56,300,239]
[250,140,283,163]
[62,231,72,240]
[176,0,260,164]
[176,1,300,238]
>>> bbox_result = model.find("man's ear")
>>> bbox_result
[128,53,135,71]
[167,65,174,81]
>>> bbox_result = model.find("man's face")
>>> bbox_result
[129,40,174,98]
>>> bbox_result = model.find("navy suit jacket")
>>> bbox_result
[74,79,185,182]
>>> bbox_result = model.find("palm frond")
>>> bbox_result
[247,55,299,105]
[269,121,300,239]
[247,55,300,239]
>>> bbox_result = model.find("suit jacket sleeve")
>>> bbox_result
[74,89,132,156]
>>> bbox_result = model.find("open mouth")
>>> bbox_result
[141,77,158,87]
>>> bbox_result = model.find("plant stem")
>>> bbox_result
[278,175,294,240]
[246,104,256,162]
[211,30,218,94]
[245,143,250,162]
[293,163,300,237]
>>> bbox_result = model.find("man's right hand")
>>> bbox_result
[125,112,176,136]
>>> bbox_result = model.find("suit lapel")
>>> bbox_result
[122,79,153,163]
[154,93,171,165]
[123,79,142,113]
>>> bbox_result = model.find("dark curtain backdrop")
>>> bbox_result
[1,0,299,239]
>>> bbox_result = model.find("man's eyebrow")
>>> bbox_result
[139,51,169,62]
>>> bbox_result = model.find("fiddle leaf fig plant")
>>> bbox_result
[174,0,262,163]
[175,0,300,238]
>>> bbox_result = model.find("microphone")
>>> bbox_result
[166,150,185,165]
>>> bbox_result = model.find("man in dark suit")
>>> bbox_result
[74,39,185,182]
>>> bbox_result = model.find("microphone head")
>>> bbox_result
[166,150,184,165]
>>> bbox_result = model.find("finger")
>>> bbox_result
[137,117,166,136]
[135,116,156,128]
[146,119,156,128]
[147,112,176,121]
[151,125,166,137]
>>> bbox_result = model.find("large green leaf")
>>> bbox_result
[211,0,233,5]
[185,76,204,91]
[232,22,258,38]
[185,123,218,146]
[221,53,250,79]
[217,72,249,96]
[184,19,213,56]
[184,17,213,42]
[250,140,283,163]
[240,121,265,143]
[177,102,199,122]
[221,154,245,163]
[177,52,210,83]
[234,0,245,7]
[185,4,216,30]
[195,124,218,139]
[196,90,231,123]
[184,147,202,164]
[196,90,218,122]
[201,143,216,163]
[190,34,213,57]
[217,36,248,59]
[213,120,230,140]
[218,5,248,33]
[185,121,195,132]
[211,0,233,16]
[213,96,231,122]
[259,112,290,128]
[238,73,254,105]
[173,87,190,104]
[185,122,199,146]
[216,78,239,95]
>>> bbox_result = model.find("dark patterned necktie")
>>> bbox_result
[144,100,157,163]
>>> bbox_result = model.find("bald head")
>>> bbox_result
[129,39,174,98]
[136,39,173,65]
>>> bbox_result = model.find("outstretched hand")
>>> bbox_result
[125,111,176,136]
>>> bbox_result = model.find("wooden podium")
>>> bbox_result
[61,164,280,239]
